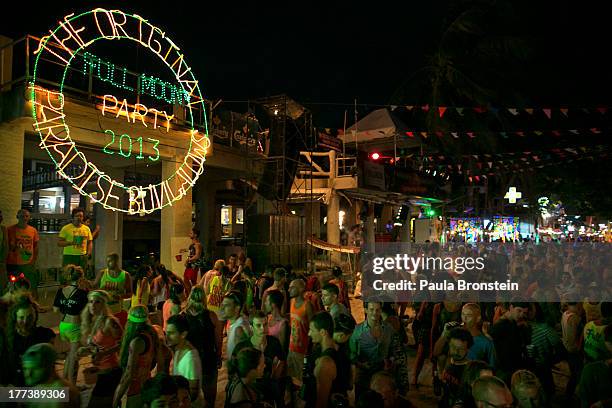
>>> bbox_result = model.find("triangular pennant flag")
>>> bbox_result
[420,132,428,138]
[569,129,579,135]
[508,108,519,115]
[500,132,508,138]
[487,162,493,168]
[438,106,447,118]
[457,164,462,171]
[456,107,464,116]
[582,108,590,114]
[590,128,601,134]
[435,131,444,137]
[477,163,483,169]
[467,132,475,138]
[596,107,607,114]
[406,105,414,111]
[516,131,525,137]
[472,155,479,159]
[543,108,552,119]
[451,132,459,138]
[473,107,486,113]
[533,130,543,136]
[422,104,430,112]
[406,131,414,138]
[525,108,534,115]
[552,130,561,137]
[560,108,569,117]
[390,105,397,111]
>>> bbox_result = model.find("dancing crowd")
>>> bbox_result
[0,207,611,407]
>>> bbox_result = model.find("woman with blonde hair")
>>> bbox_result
[184,286,221,407]
[78,289,123,407]
[53,264,88,383]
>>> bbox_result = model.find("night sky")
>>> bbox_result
[2,1,610,126]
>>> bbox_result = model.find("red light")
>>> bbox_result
[10,275,16,282]
[371,152,380,160]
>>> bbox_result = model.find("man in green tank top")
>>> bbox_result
[94,253,133,315]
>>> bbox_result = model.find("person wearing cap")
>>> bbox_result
[114,305,160,408]
[22,343,80,407]
[78,289,123,407]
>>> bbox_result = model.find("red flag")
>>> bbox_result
[473,107,486,113]
[422,104,430,112]
[552,130,561,137]
[596,107,608,114]
[436,131,444,137]
[467,132,475,138]
[438,106,447,118]
[516,131,525,137]
[543,108,552,119]
[406,131,414,138]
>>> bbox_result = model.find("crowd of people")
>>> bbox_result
[0,207,611,407]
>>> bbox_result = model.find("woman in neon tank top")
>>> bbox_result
[113,305,159,408]
[79,290,123,408]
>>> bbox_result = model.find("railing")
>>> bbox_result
[1,35,208,129]
[22,166,84,191]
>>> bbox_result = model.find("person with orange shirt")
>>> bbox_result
[287,278,314,382]
[7,209,40,297]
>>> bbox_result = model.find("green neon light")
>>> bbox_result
[102,130,159,161]
[78,51,191,105]
[31,8,210,214]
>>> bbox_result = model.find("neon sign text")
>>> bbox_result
[100,94,174,132]
[31,9,209,214]
[102,130,160,161]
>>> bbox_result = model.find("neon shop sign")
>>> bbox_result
[30,9,210,214]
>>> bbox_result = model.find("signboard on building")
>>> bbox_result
[210,111,266,154]
[361,161,386,190]
[30,8,209,214]
[317,132,342,152]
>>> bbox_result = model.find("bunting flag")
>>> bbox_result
[508,108,519,116]
[399,127,608,140]
[371,104,611,116]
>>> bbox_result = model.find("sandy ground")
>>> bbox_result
[35,284,571,407]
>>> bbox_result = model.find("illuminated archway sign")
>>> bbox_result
[30,9,210,214]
